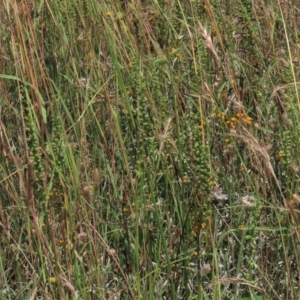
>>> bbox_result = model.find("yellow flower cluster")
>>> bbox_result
[168,47,184,61]
[211,111,225,119]
[225,113,253,129]
[48,277,57,283]
[276,150,284,160]
[199,121,206,130]
[191,222,207,237]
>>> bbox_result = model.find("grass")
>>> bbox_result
[0,0,300,299]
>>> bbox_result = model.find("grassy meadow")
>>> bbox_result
[1,0,300,299]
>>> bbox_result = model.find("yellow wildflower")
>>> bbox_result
[276,151,284,160]
[116,12,124,20]
[176,53,183,61]
[48,277,57,283]
[170,47,177,54]
[218,112,225,119]
[244,116,253,125]
[210,180,217,186]
[288,199,297,208]
[199,121,206,130]
[123,207,130,213]
[182,176,189,183]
